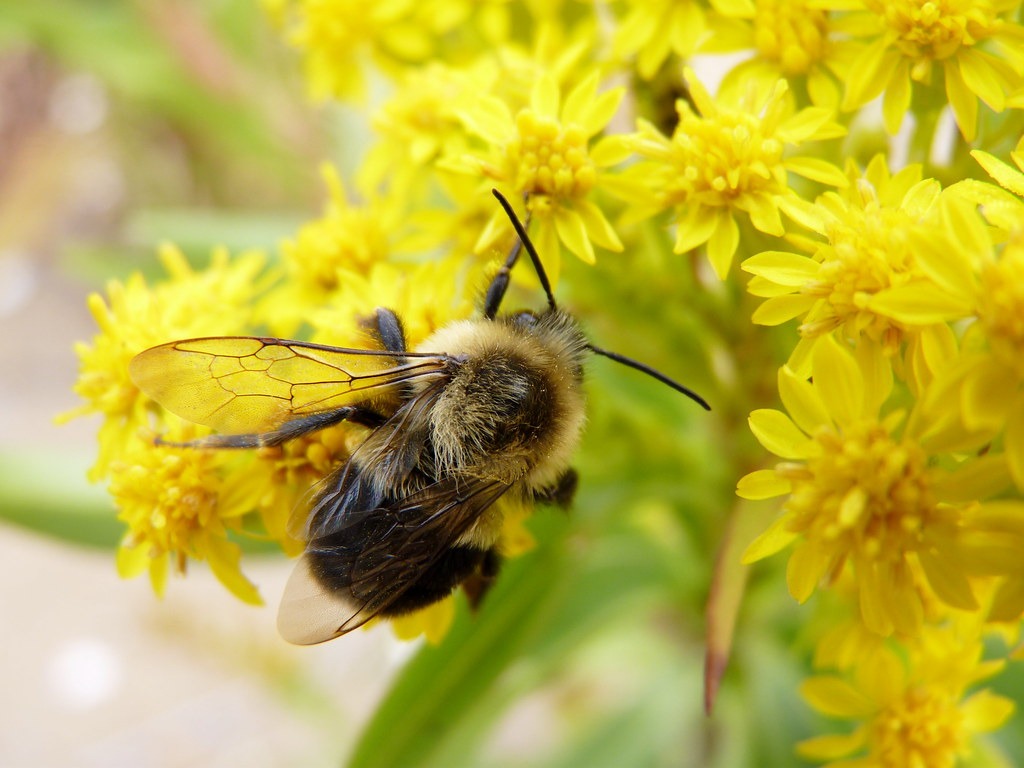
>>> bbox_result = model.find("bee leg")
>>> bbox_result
[361,307,407,353]
[155,405,388,449]
[462,548,502,611]
[532,468,578,508]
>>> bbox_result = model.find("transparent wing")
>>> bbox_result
[129,336,450,434]
[278,477,511,645]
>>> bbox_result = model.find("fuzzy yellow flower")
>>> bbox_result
[112,422,263,604]
[830,0,1024,140]
[799,625,1014,766]
[60,246,268,479]
[626,69,847,279]
[739,336,1007,636]
[742,156,950,387]
[268,164,404,336]
[705,0,858,107]
[276,0,507,101]
[612,0,707,79]
[868,193,1024,477]
[447,71,627,279]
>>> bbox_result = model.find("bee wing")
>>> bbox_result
[129,336,450,435]
[277,477,511,645]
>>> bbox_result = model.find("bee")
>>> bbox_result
[129,190,710,645]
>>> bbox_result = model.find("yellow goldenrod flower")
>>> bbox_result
[447,71,628,278]
[798,626,1013,767]
[829,0,1024,141]
[627,69,847,279]
[706,0,857,107]
[868,194,1024,475]
[270,164,402,335]
[739,336,1005,636]
[112,422,263,605]
[254,423,358,556]
[359,62,490,202]
[742,156,949,384]
[951,134,1024,233]
[60,246,268,480]
[278,0,505,101]
[612,0,707,79]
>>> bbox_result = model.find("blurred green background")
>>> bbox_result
[0,2,833,766]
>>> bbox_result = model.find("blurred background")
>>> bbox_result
[0,2,815,766]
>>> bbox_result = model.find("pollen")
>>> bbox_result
[782,422,934,563]
[753,0,830,75]
[869,686,965,767]
[976,239,1024,374]
[508,110,597,201]
[865,0,997,66]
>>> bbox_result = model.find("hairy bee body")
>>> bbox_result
[279,309,588,644]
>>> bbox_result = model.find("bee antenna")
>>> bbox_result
[486,189,558,318]
[588,344,711,411]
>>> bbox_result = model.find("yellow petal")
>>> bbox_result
[575,198,623,251]
[960,690,1015,732]
[740,192,786,235]
[945,58,978,142]
[706,211,739,280]
[868,283,972,324]
[958,49,1005,111]
[787,540,829,602]
[736,469,791,500]
[801,677,876,718]
[931,453,1011,503]
[857,560,894,636]
[961,355,1015,432]
[742,513,798,562]
[1004,395,1024,490]
[116,540,149,579]
[813,335,863,428]
[972,150,1024,196]
[784,157,849,187]
[673,205,717,253]
[778,365,830,435]
[742,250,819,286]
[205,536,263,605]
[843,39,896,110]
[917,550,977,610]
[854,342,893,417]
[554,208,595,264]
[531,74,560,119]
[748,409,817,459]
[882,60,911,133]
[797,730,866,761]
[751,294,818,325]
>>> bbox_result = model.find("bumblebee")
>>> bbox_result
[130,191,710,645]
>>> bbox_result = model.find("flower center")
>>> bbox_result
[668,108,784,206]
[865,0,997,64]
[802,201,916,347]
[783,422,934,562]
[754,0,830,75]
[508,110,596,200]
[116,452,220,559]
[870,686,964,767]
[977,239,1024,374]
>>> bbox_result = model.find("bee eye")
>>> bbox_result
[511,311,538,329]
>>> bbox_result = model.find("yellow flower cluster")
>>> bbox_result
[67,0,1024,757]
